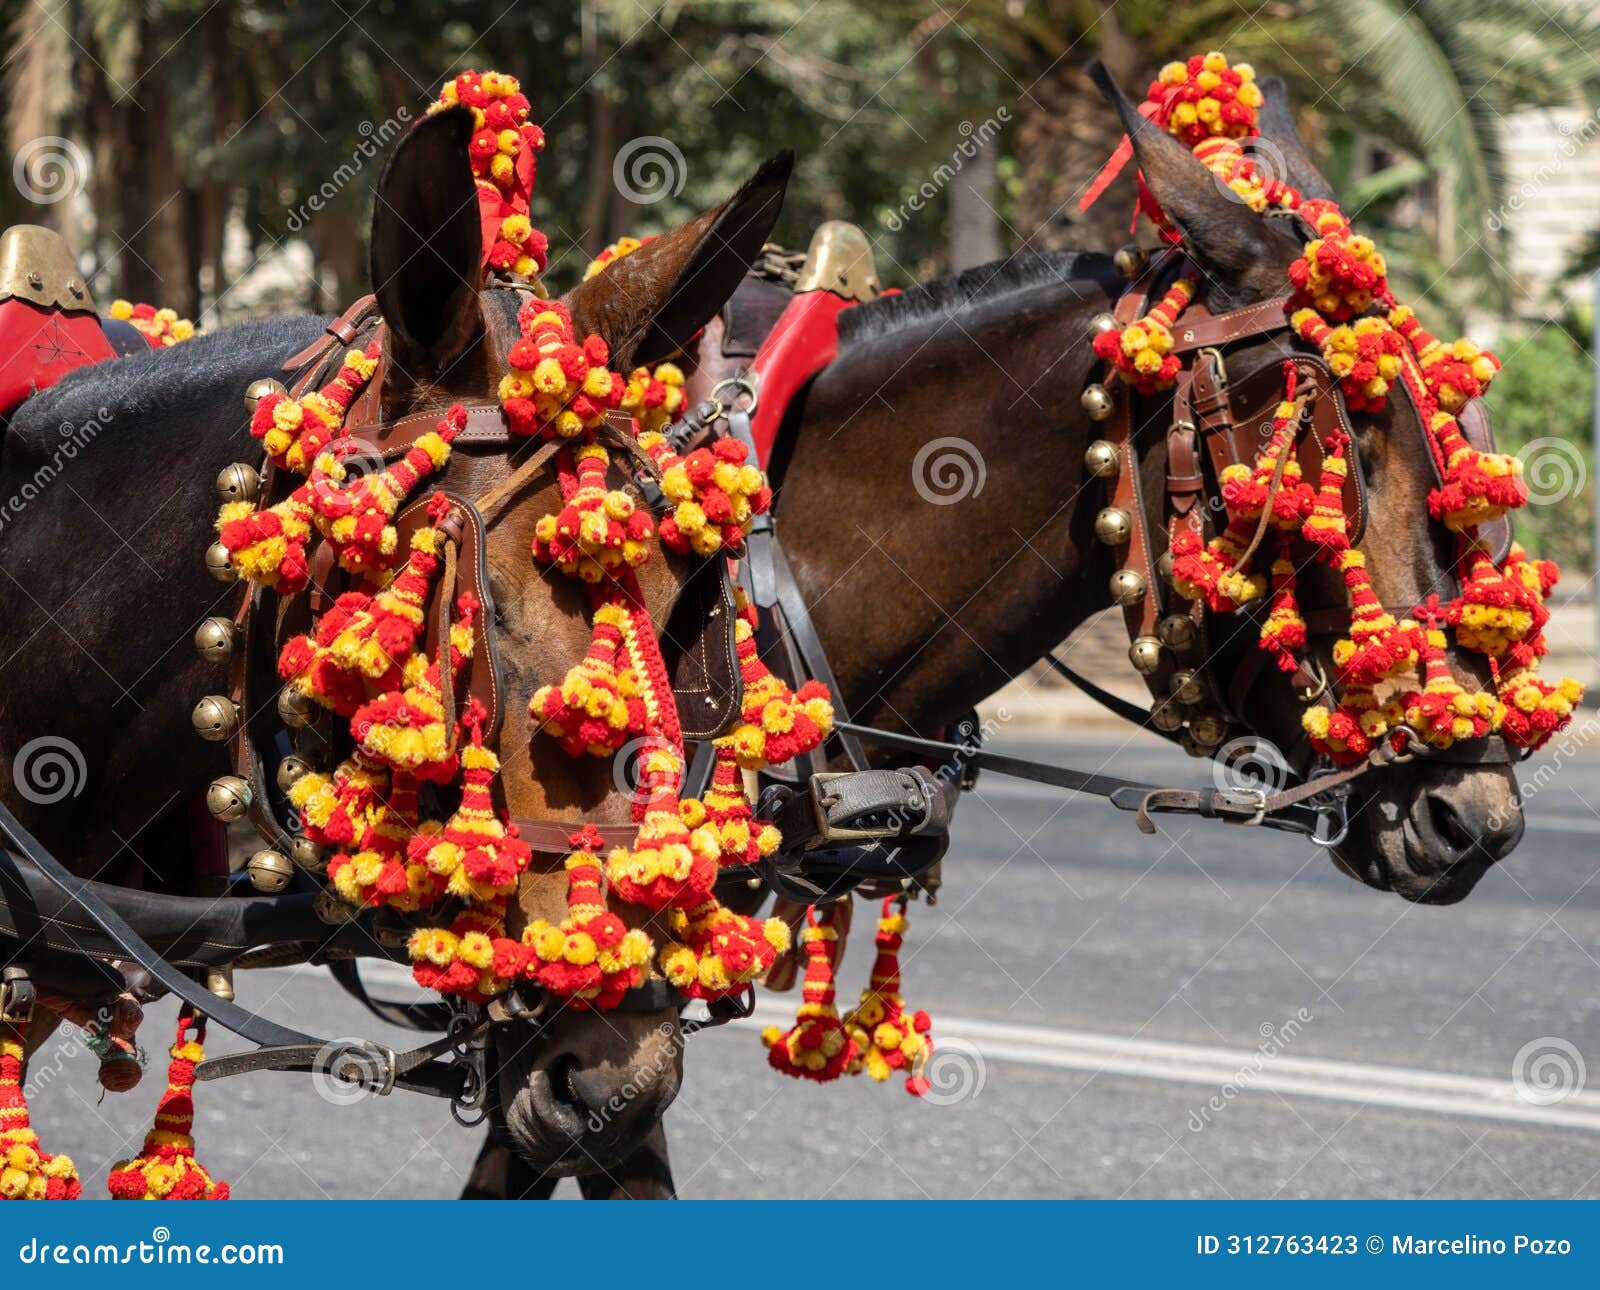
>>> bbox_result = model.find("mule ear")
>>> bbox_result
[1255,76,1338,203]
[566,151,793,370]
[1087,60,1276,285]
[369,105,484,375]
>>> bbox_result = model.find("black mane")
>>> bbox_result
[837,250,1119,350]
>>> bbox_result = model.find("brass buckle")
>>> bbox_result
[1199,346,1230,391]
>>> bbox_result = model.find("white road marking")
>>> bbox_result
[297,963,1600,1132]
[735,1001,1600,1132]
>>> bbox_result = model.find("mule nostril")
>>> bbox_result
[1428,794,1475,855]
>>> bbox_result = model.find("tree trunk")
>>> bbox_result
[946,136,1002,270]
[1013,32,1145,254]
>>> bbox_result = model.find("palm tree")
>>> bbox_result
[936,0,1600,301]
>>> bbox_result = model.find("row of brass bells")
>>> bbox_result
[1084,439,1119,479]
[1081,383,1115,421]
[215,462,260,505]
[191,695,239,742]
[1094,507,1131,546]
[1114,244,1149,280]
[247,849,294,894]
[1109,568,1144,607]
[206,775,251,822]
[194,616,236,664]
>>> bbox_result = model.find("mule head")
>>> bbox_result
[1096,64,1522,903]
[369,108,792,1171]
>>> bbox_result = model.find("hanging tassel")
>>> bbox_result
[529,596,648,756]
[1257,538,1306,673]
[762,908,855,1083]
[1401,596,1501,750]
[307,406,461,579]
[660,896,789,1001]
[1330,550,1423,686]
[106,1013,228,1199]
[516,826,653,1010]
[693,742,781,868]
[1388,306,1500,412]
[410,703,532,908]
[531,443,654,581]
[1091,279,1195,394]
[844,897,934,1096]
[726,594,833,769]
[0,1020,81,1199]
[605,758,722,911]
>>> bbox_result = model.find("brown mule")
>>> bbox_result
[0,108,793,1184]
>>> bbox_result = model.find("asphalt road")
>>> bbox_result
[24,732,1600,1199]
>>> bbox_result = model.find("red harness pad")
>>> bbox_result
[747,289,856,470]
[0,298,114,417]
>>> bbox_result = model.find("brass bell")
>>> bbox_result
[291,834,327,871]
[1094,507,1132,546]
[206,775,252,822]
[190,694,239,742]
[314,886,359,925]
[1157,551,1175,583]
[1088,311,1120,336]
[1150,701,1185,733]
[194,616,236,664]
[1170,669,1204,706]
[1180,730,1211,759]
[247,849,294,894]
[1114,243,1149,280]
[1189,713,1228,746]
[1109,568,1146,607]
[204,542,238,583]
[277,686,314,729]
[245,377,287,411]
[275,755,310,794]
[1159,614,1197,652]
[1084,439,1120,478]
[205,966,235,1003]
[1081,383,1115,421]
[1129,635,1164,675]
[215,462,261,505]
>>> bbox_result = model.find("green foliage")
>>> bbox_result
[1483,322,1595,572]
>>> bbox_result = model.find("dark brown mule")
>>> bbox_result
[464,75,1531,1198]
[0,106,791,1185]
[775,74,1523,907]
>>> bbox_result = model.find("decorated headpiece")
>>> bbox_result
[1086,50,1580,761]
